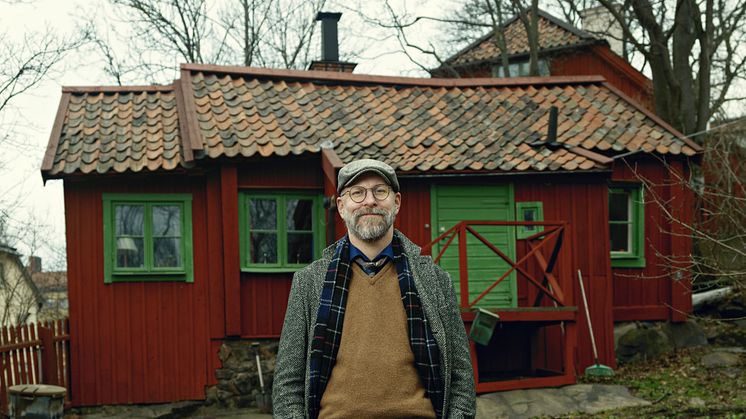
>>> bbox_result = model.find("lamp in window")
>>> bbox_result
[117,237,138,267]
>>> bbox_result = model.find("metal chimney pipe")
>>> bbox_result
[547,106,558,143]
[316,12,342,62]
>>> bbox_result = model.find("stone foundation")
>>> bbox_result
[205,339,278,409]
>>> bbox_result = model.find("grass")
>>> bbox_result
[554,344,746,418]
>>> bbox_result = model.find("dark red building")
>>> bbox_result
[435,9,692,324]
[42,63,699,405]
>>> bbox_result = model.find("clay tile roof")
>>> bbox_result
[444,10,601,68]
[41,64,701,178]
[43,85,189,177]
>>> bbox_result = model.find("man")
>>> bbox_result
[272,159,476,418]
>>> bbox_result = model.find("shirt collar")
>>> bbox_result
[348,239,394,263]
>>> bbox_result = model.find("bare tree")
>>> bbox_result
[622,120,746,292]
[218,0,274,67]
[89,0,328,84]
[262,0,327,69]
[113,0,212,63]
[0,29,86,126]
[361,0,544,78]
[566,0,746,135]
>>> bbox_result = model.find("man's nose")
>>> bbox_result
[362,189,378,206]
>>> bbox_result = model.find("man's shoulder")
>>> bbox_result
[294,257,331,282]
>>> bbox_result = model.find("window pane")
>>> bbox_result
[115,205,144,235]
[249,199,277,229]
[154,238,182,268]
[523,209,535,231]
[116,237,144,268]
[287,233,313,264]
[610,224,631,252]
[287,199,313,231]
[250,232,277,263]
[609,191,630,221]
[153,205,181,236]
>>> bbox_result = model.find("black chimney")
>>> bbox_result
[317,12,341,62]
[309,12,357,73]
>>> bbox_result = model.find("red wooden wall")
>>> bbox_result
[550,46,653,111]
[611,156,693,322]
[64,174,216,407]
[238,172,617,369]
[238,157,322,338]
[450,45,653,112]
[63,153,692,406]
[514,175,615,369]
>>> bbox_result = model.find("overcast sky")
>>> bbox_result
[2,0,742,270]
[0,0,454,269]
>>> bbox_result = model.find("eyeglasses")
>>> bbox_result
[341,184,391,203]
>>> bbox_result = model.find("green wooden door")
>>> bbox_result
[431,185,517,308]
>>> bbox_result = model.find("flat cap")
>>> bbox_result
[337,159,400,195]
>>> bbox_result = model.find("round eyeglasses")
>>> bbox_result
[341,184,391,203]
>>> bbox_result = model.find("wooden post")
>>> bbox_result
[38,325,59,386]
[458,223,469,308]
[221,165,242,336]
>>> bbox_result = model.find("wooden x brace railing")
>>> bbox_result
[423,221,567,309]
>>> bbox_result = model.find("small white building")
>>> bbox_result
[0,244,44,326]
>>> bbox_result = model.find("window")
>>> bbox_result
[239,193,324,272]
[492,58,550,78]
[516,201,544,240]
[609,185,645,268]
[103,194,193,283]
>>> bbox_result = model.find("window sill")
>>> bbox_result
[106,271,193,283]
[610,256,646,269]
[241,266,308,274]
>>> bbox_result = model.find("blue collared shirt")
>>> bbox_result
[349,240,394,276]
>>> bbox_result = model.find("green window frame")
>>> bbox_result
[516,201,544,240]
[103,193,194,283]
[609,184,646,268]
[239,192,325,272]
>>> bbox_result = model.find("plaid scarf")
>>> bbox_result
[308,234,444,418]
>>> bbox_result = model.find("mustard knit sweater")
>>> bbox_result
[319,262,436,419]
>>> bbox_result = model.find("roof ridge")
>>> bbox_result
[441,8,603,66]
[62,85,174,93]
[180,63,606,87]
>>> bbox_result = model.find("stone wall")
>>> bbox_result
[205,339,279,409]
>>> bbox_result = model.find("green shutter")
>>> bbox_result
[431,185,517,308]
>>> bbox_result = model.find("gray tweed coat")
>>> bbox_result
[271,231,476,418]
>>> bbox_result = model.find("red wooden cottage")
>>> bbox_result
[432,9,654,112]
[41,61,699,405]
[435,9,694,324]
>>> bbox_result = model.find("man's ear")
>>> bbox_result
[336,196,344,217]
[394,192,401,215]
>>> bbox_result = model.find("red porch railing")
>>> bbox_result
[0,319,70,413]
[422,221,578,393]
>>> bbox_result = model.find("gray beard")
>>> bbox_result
[342,206,396,242]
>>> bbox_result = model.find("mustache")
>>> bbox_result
[352,207,388,221]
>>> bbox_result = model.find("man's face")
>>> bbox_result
[337,172,401,242]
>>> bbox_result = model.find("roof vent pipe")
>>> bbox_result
[547,106,558,143]
[316,12,341,62]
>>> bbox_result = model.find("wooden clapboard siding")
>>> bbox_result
[448,45,653,112]
[63,175,212,406]
[610,156,692,322]
[514,175,615,370]
[238,155,324,338]
[549,45,653,111]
